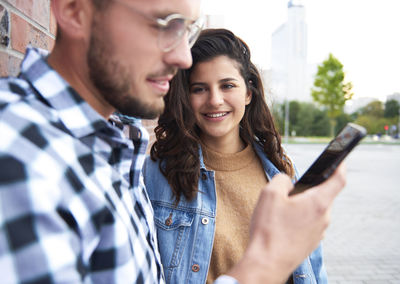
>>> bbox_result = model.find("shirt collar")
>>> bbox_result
[20,46,110,138]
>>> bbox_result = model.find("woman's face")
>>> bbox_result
[189,55,252,147]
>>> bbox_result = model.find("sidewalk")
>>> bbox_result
[285,144,400,284]
[286,135,400,145]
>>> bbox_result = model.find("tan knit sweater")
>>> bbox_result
[203,144,268,283]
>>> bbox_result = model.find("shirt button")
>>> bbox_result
[201,217,209,225]
[201,173,207,180]
[192,264,200,272]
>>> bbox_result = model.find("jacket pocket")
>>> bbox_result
[152,203,194,268]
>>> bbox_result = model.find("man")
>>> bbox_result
[0,0,345,283]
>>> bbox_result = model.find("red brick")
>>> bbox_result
[11,12,54,53]
[6,0,49,28]
[0,51,22,77]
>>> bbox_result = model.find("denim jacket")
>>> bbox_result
[143,143,328,284]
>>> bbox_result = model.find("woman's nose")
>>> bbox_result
[208,88,224,106]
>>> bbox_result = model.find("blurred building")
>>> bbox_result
[270,0,310,102]
[204,14,225,29]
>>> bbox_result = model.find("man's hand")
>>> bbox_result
[227,164,346,284]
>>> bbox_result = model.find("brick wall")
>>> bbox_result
[0,0,55,76]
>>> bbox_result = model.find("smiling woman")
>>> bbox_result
[143,28,328,283]
[188,56,252,150]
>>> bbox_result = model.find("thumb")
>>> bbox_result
[309,163,347,202]
[266,173,294,196]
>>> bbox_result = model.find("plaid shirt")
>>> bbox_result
[0,47,164,283]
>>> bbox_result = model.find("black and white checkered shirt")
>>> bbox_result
[0,47,164,283]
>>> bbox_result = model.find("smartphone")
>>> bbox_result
[289,123,367,196]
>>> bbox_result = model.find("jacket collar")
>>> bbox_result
[198,144,207,170]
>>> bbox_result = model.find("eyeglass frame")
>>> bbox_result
[110,0,204,52]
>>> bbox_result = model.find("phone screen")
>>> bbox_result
[290,123,366,195]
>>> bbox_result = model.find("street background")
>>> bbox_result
[285,143,400,283]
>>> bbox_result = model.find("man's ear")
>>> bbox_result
[51,0,92,40]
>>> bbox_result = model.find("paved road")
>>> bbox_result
[285,144,400,284]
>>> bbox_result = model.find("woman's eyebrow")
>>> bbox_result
[190,77,239,86]
[190,82,207,87]
[219,77,238,83]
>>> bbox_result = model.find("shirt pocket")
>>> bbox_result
[152,203,194,268]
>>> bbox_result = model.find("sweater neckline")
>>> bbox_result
[202,143,256,171]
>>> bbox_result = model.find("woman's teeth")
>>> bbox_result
[205,112,228,118]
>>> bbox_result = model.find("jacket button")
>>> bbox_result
[201,217,209,225]
[192,264,200,272]
[201,173,207,180]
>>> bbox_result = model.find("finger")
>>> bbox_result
[309,162,347,203]
[265,173,294,196]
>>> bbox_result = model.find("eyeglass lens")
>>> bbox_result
[159,18,186,51]
[159,18,202,51]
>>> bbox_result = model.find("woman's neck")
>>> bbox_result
[200,135,246,154]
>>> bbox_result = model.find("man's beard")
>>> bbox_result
[86,18,164,119]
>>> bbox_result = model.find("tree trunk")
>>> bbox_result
[329,118,337,137]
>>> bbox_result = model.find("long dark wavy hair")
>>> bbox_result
[150,28,294,203]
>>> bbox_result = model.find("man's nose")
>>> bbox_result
[163,34,193,69]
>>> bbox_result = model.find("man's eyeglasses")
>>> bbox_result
[111,0,204,52]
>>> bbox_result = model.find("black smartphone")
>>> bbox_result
[289,123,367,196]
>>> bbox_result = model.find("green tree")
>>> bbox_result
[359,100,384,117]
[335,112,352,133]
[353,100,398,134]
[272,102,285,135]
[272,101,330,137]
[384,99,400,118]
[289,101,301,128]
[311,53,353,136]
[295,103,330,136]
[354,115,395,134]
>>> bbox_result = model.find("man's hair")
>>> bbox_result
[91,0,109,10]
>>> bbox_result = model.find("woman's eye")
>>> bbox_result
[191,87,206,94]
[221,84,234,90]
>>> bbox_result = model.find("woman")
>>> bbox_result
[143,29,327,284]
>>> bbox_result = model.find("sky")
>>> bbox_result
[201,0,400,101]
